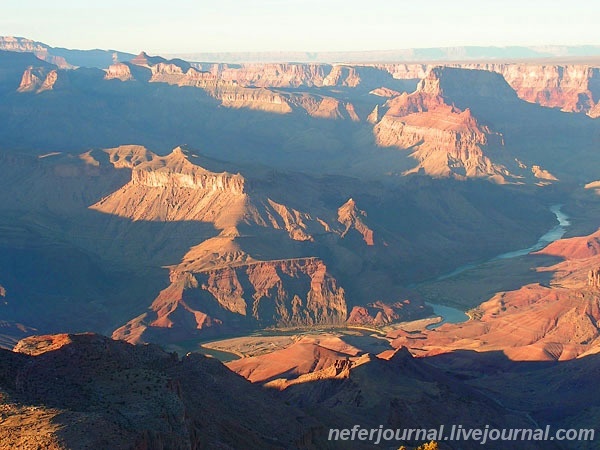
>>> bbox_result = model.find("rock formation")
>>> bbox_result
[230,345,536,448]
[90,145,341,240]
[366,104,380,124]
[130,51,164,67]
[216,86,293,113]
[0,36,71,68]
[194,62,331,88]
[104,62,134,81]
[192,62,396,90]
[377,62,600,117]
[478,63,600,117]
[537,228,600,260]
[585,180,600,195]
[374,67,513,181]
[370,87,403,98]
[347,300,419,325]
[114,257,347,344]
[322,65,362,87]
[153,62,363,118]
[6,36,600,116]
[17,66,58,92]
[390,228,600,361]
[589,267,600,288]
[91,146,249,227]
[337,198,374,245]
[227,335,363,383]
[0,36,47,54]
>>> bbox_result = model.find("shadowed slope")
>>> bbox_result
[1,333,321,449]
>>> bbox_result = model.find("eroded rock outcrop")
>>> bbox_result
[190,61,600,117]
[194,62,331,88]
[17,66,58,92]
[129,51,169,68]
[373,63,429,80]
[537,228,600,260]
[585,180,600,195]
[216,86,292,113]
[476,63,600,116]
[154,65,361,118]
[287,93,359,120]
[90,146,249,227]
[0,36,71,68]
[104,62,134,81]
[119,58,373,118]
[91,145,373,242]
[589,267,600,288]
[227,335,362,384]
[347,301,418,326]
[369,86,402,98]
[114,258,347,344]
[192,62,395,90]
[337,198,374,245]
[0,36,46,54]
[374,67,512,181]
[229,343,535,442]
[366,104,380,124]
[390,228,600,361]
[376,62,600,117]
[323,65,362,87]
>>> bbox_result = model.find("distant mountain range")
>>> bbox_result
[3,35,600,66]
[169,45,600,63]
[0,36,135,68]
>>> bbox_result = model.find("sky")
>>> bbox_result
[2,0,600,54]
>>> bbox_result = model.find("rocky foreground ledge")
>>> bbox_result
[0,333,320,449]
[0,333,547,450]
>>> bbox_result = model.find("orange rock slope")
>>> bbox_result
[102,55,366,119]
[390,228,600,361]
[378,62,600,117]
[373,67,514,181]
[91,145,374,242]
[95,145,404,344]
[114,258,348,343]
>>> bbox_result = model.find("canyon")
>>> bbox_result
[389,227,600,361]
[1,40,598,345]
[0,37,600,449]
[4,47,599,186]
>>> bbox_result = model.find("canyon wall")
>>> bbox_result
[373,67,513,181]
[390,229,600,361]
[114,257,348,343]
[0,36,71,68]
[378,62,600,117]
[19,49,600,122]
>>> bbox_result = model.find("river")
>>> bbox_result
[427,204,570,328]
[189,206,571,350]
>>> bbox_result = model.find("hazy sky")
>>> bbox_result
[2,0,599,54]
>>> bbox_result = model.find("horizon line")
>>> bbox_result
[4,35,600,56]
